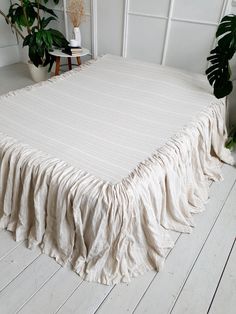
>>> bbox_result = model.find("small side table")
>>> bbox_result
[49,48,90,75]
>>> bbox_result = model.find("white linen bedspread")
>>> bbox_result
[0,55,233,284]
[0,55,227,182]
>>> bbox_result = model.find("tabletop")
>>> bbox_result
[49,48,90,58]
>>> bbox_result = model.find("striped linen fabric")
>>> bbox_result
[0,55,234,284]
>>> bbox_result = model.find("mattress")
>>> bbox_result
[0,55,233,284]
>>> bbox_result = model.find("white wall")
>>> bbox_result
[97,0,232,74]
[97,0,124,56]
[1,0,235,76]
[0,0,20,67]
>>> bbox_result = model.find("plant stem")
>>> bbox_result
[0,9,25,40]
[37,0,40,29]
[20,0,31,34]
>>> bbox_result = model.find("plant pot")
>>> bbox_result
[28,62,49,82]
[73,27,82,47]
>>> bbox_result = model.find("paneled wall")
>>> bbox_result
[0,0,20,67]
[232,0,236,12]
[1,0,235,73]
[11,0,236,73]
[121,0,231,74]
[97,0,124,56]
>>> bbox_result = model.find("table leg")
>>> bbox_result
[76,56,81,66]
[68,57,72,70]
[55,56,61,75]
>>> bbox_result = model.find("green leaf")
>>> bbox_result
[25,3,37,26]
[7,2,37,29]
[216,14,236,51]
[43,0,60,4]
[41,16,56,29]
[42,30,53,48]
[206,14,236,99]
[31,2,57,17]
[48,28,69,47]
[205,45,233,99]
[225,126,236,149]
[29,45,42,67]
[23,34,31,46]
[35,31,43,47]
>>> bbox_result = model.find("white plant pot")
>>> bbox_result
[28,62,49,83]
[73,27,82,47]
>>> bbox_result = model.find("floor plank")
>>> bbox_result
[56,281,113,314]
[170,179,236,314]
[95,271,157,314]
[95,233,181,314]
[59,234,180,314]
[133,164,236,314]
[18,266,83,314]
[0,230,23,261]
[93,178,217,314]
[0,242,41,292]
[0,254,60,314]
[209,239,236,314]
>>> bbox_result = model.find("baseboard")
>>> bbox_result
[0,45,20,67]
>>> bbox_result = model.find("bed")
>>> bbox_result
[0,55,233,284]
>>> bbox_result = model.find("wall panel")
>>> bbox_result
[129,0,169,17]
[166,22,217,73]
[173,0,224,23]
[0,0,20,66]
[122,0,231,73]
[232,0,236,13]
[127,15,166,64]
[0,1,18,47]
[97,0,124,56]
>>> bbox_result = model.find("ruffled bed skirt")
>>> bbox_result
[0,70,234,285]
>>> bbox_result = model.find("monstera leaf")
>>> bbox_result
[206,14,236,99]
[217,15,236,51]
[206,46,233,99]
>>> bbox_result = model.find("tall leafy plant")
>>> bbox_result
[0,0,68,69]
[206,14,236,148]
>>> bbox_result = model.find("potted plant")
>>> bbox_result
[206,14,236,149]
[0,0,68,82]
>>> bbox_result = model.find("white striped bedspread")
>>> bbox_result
[0,54,233,284]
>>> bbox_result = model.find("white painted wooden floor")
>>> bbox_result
[0,63,236,314]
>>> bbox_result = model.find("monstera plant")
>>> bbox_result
[0,0,68,76]
[206,14,236,148]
